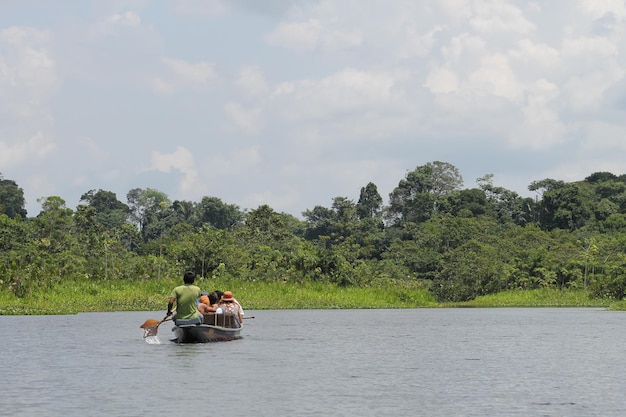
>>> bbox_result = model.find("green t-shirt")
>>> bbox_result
[170,284,201,320]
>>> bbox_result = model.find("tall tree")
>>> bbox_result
[439,188,488,217]
[356,182,383,219]
[126,188,170,240]
[477,174,534,225]
[34,196,77,255]
[428,161,464,199]
[387,161,463,226]
[80,189,130,229]
[585,171,617,184]
[196,196,244,230]
[534,182,593,231]
[0,174,27,218]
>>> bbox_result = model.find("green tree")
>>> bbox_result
[477,174,534,225]
[35,196,76,252]
[303,205,336,242]
[126,188,171,241]
[303,197,361,249]
[428,161,464,198]
[585,171,617,183]
[432,239,505,302]
[240,205,316,282]
[386,161,463,226]
[28,196,86,289]
[171,200,197,226]
[245,205,299,243]
[356,182,383,219]
[439,188,489,217]
[0,213,34,293]
[80,189,130,229]
[0,174,27,218]
[196,196,244,230]
[589,261,626,299]
[538,182,593,231]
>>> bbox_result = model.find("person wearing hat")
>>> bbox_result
[216,291,243,328]
[211,289,245,317]
[166,271,202,325]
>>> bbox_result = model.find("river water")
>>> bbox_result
[0,308,625,416]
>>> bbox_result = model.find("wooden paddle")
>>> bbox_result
[140,316,171,338]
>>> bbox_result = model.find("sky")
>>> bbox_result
[2,0,626,218]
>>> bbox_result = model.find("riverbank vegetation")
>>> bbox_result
[2,162,626,314]
[0,278,620,315]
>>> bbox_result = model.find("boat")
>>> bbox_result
[170,312,242,343]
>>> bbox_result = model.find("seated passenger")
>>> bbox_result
[198,292,219,315]
[217,291,243,328]
[213,289,244,317]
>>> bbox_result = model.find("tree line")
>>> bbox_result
[2,161,626,302]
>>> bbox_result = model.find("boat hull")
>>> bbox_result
[172,324,242,343]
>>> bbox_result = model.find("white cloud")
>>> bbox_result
[147,146,203,196]
[394,24,444,59]
[470,1,536,35]
[562,35,619,61]
[420,2,626,154]
[151,57,216,93]
[263,67,417,146]
[508,39,559,72]
[265,18,362,51]
[203,146,261,178]
[559,33,624,112]
[162,57,215,85]
[511,79,566,150]
[224,102,263,134]
[91,11,143,37]
[562,66,625,113]
[576,0,626,20]
[235,66,269,97]
[106,11,142,27]
[0,132,56,168]
[441,33,488,68]
[171,0,229,17]
[0,27,58,118]
[424,67,459,94]
[271,68,407,121]
[438,0,473,22]
[468,53,524,102]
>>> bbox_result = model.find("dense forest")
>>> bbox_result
[2,161,626,303]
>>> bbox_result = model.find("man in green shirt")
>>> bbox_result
[166,271,202,325]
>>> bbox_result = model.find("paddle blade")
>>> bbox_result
[140,319,160,329]
[140,318,161,338]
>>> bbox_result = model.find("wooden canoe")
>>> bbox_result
[171,312,242,343]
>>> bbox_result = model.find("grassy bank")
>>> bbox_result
[443,288,613,308]
[0,279,623,315]
[0,278,439,315]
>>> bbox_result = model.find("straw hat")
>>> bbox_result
[221,291,235,302]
